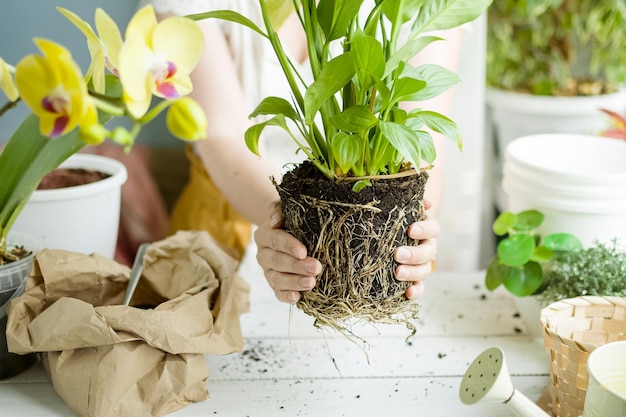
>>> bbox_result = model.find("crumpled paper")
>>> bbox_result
[6,230,249,417]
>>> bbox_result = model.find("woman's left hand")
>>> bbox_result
[393,200,439,300]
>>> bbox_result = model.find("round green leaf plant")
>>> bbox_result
[485,209,583,297]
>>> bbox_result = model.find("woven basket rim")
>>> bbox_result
[540,296,626,416]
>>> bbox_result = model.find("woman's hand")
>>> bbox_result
[393,200,439,300]
[254,203,322,304]
[255,201,439,304]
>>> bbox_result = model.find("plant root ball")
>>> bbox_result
[275,161,428,343]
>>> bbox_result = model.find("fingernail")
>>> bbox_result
[396,266,409,279]
[292,246,307,259]
[409,225,423,239]
[270,212,282,228]
[305,259,320,274]
[396,247,411,262]
[299,277,315,289]
[288,291,300,303]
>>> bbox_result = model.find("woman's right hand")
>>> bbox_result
[254,202,322,304]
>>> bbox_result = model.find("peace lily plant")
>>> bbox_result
[0,5,207,262]
[192,0,492,191]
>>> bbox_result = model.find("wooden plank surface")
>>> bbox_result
[1,252,553,417]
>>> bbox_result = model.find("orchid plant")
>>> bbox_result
[0,5,208,260]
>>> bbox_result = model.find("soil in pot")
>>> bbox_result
[0,245,30,266]
[276,161,428,342]
[37,167,110,190]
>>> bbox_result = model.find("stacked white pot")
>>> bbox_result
[502,133,626,247]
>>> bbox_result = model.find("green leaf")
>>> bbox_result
[249,96,300,121]
[402,64,460,102]
[351,33,385,79]
[352,179,371,192]
[304,53,355,125]
[485,255,510,291]
[330,106,378,133]
[513,209,544,232]
[503,262,544,297]
[318,0,365,42]
[186,10,267,38]
[544,233,584,252]
[384,36,442,78]
[391,78,428,107]
[379,121,422,171]
[493,211,515,236]
[351,33,385,93]
[531,246,554,263]
[411,0,494,34]
[331,132,363,173]
[497,234,536,267]
[414,110,462,151]
[414,130,437,166]
[244,115,290,157]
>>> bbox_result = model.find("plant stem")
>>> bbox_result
[0,99,20,118]
[258,0,331,177]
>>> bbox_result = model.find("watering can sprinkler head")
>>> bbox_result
[459,347,550,417]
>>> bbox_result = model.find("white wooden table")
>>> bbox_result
[1,250,551,416]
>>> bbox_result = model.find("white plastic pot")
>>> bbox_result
[486,88,626,211]
[502,133,626,247]
[11,154,128,259]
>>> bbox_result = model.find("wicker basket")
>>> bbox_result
[540,296,626,417]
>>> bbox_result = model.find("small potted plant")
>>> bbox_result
[485,209,626,336]
[0,5,208,378]
[0,5,208,264]
[485,1,626,214]
[193,0,493,340]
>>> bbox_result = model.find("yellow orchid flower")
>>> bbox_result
[0,57,18,102]
[95,8,123,74]
[166,97,208,141]
[56,7,124,94]
[15,38,91,138]
[119,5,204,118]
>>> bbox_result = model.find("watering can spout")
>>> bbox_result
[459,347,550,417]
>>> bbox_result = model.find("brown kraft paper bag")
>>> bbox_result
[6,230,250,417]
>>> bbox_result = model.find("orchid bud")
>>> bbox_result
[166,97,207,141]
[109,126,134,147]
[79,123,108,145]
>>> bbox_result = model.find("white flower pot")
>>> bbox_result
[503,133,626,247]
[584,341,626,417]
[11,154,128,259]
[486,87,626,212]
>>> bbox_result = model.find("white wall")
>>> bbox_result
[436,14,490,271]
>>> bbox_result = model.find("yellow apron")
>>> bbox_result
[169,146,252,260]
